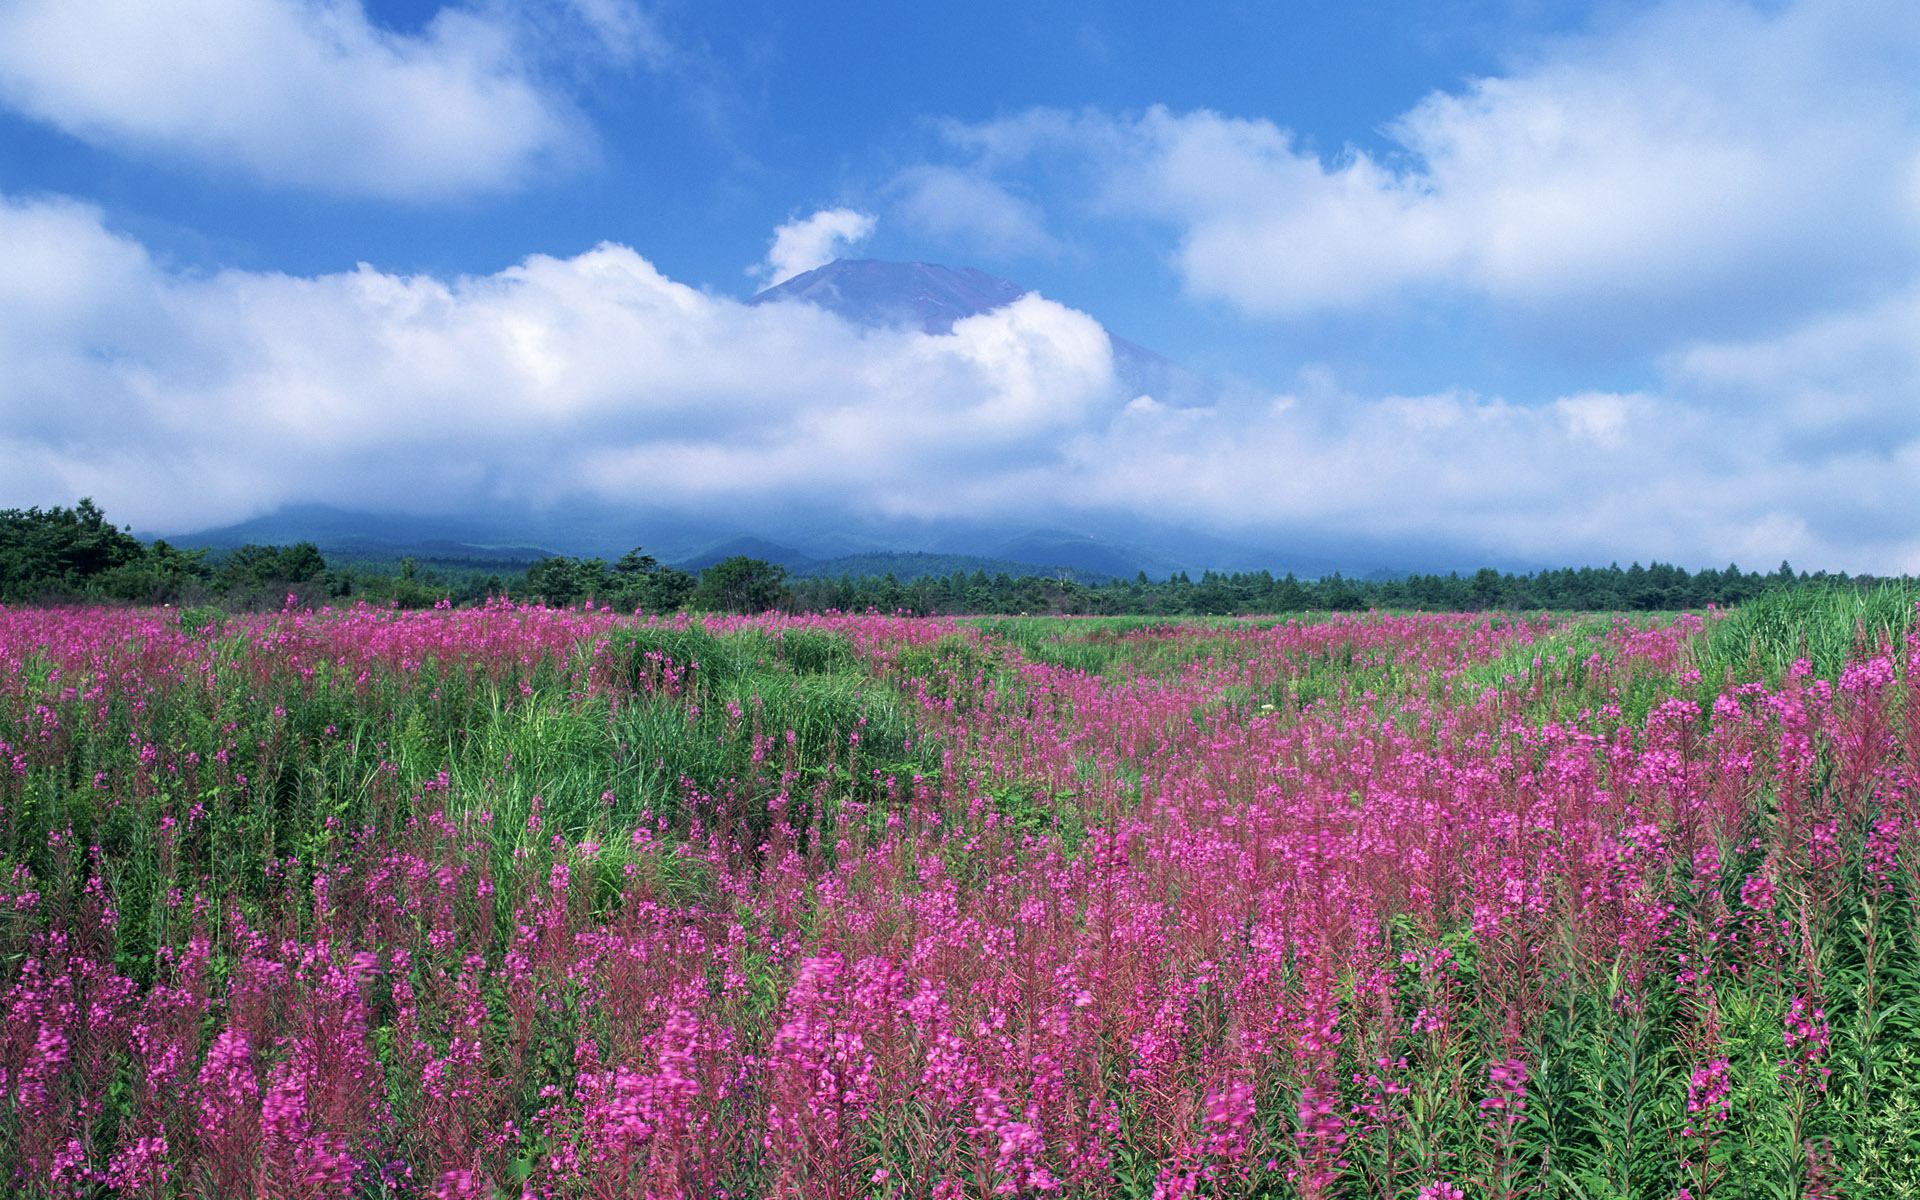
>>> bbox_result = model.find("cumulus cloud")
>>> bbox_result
[941,0,1920,351]
[1668,287,1920,446]
[840,0,1920,571]
[751,208,877,287]
[1049,379,1920,574]
[0,0,652,199]
[0,193,1117,533]
[4,190,1916,572]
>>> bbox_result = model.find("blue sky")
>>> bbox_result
[1,0,1916,571]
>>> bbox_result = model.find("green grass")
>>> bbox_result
[969,614,1265,676]
[0,618,947,986]
[1700,581,1920,685]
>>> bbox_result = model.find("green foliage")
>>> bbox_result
[457,623,946,847]
[521,547,695,612]
[212,541,329,592]
[632,563,698,613]
[524,553,607,606]
[91,538,211,603]
[772,627,853,674]
[690,555,789,614]
[978,616,1139,675]
[787,557,1839,617]
[0,498,193,602]
[984,781,1100,854]
[0,617,950,993]
[10,496,1913,623]
[1698,579,1920,683]
[176,604,227,638]
[0,497,142,583]
[610,622,753,691]
[8,595,1920,1191]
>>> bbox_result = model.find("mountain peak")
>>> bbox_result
[748,259,1031,334]
[749,256,1195,403]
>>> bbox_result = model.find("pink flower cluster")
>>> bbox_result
[0,602,1914,1195]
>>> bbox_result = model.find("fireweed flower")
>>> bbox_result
[0,605,1911,1191]
[1200,1079,1256,1163]
[1350,1056,1409,1133]
[1683,1056,1733,1137]
[1863,816,1904,892]
[1480,1058,1529,1127]
[104,1134,168,1194]
[1292,1084,1345,1153]
[1782,995,1833,1090]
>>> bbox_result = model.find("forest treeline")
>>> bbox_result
[0,498,1894,614]
[782,559,1818,616]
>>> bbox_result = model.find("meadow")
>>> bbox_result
[1,590,1917,1198]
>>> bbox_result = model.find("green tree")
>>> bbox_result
[214,542,328,592]
[523,555,609,606]
[94,539,210,603]
[0,498,146,598]
[1318,571,1363,611]
[1192,570,1235,615]
[1470,566,1504,608]
[636,567,696,613]
[613,548,660,579]
[597,547,693,613]
[691,556,787,613]
[1270,572,1309,611]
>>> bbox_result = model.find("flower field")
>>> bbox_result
[2,594,1918,1198]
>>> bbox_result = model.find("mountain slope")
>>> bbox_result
[750,259,1193,400]
[157,505,560,562]
[156,263,1423,579]
[750,260,1028,334]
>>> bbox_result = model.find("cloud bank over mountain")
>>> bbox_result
[0,0,1915,573]
[3,189,1915,572]
[873,0,1920,569]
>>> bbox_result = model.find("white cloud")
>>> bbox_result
[751,208,877,287]
[889,165,1061,259]
[841,0,1920,571]
[556,0,669,66]
[0,193,1114,532]
[0,0,635,199]
[1667,286,1920,443]
[4,191,1917,573]
[1553,392,1638,449]
[948,0,1920,351]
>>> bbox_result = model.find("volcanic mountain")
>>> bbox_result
[748,259,1192,400]
[748,260,1027,334]
[163,260,1383,579]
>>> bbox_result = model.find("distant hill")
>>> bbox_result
[987,531,1181,581]
[160,503,1376,583]
[676,537,820,573]
[163,505,560,564]
[675,538,1112,584]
